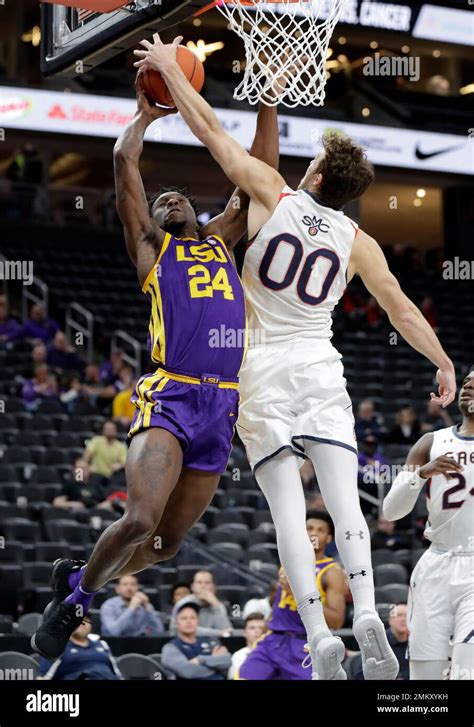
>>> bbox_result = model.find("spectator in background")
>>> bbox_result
[100,575,164,637]
[100,350,125,387]
[19,303,59,344]
[357,435,389,515]
[342,289,365,324]
[60,375,83,414]
[228,613,267,680]
[0,294,20,342]
[300,458,317,492]
[421,398,453,434]
[37,616,122,680]
[305,491,327,512]
[388,405,421,445]
[21,363,58,410]
[170,570,232,637]
[355,399,386,442]
[371,515,412,551]
[242,582,278,620]
[162,603,231,680]
[46,330,85,373]
[112,365,136,428]
[6,144,45,218]
[81,360,127,414]
[168,582,192,612]
[353,603,409,680]
[83,420,127,481]
[53,457,106,511]
[420,296,439,332]
[32,342,47,366]
[364,296,383,330]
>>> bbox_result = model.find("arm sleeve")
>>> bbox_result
[207,603,232,630]
[161,643,215,679]
[146,607,165,634]
[100,601,142,636]
[383,470,426,521]
[86,438,97,456]
[199,654,232,670]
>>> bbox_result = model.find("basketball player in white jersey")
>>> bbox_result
[384,369,474,680]
[134,34,457,680]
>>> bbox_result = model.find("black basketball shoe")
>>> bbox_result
[31,599,85,659]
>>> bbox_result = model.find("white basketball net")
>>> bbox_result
[216,0,348,107]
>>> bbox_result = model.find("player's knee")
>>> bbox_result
[149,537,182,563]
[120,511,159,545]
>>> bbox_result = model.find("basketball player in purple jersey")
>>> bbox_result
[32,74,280,659]
[135,34,457,680]
[237,511,346,680]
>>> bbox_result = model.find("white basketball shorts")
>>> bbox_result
[408,546,474,661]
[236,338,357,473]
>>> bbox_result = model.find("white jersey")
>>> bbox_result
[424,426,474,550]
[243,186,358,344]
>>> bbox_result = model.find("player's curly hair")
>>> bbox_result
[147,185,200,219]
[316,132,374,209]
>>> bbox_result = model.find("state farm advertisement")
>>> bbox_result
[0,85,472,175]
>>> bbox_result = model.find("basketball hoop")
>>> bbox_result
[214,0,348,108]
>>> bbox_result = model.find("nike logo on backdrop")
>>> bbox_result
[415,143,463,160]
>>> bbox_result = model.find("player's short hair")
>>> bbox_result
[148,185,200,219]
[244,612,266,625]
[316,132,374,209]
[306,509,335,537]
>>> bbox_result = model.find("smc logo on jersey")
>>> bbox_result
[302,215,330,236]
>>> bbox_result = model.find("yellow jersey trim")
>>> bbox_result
[316,559,338,606]
[156,367,239,390]
[141,232,172,293]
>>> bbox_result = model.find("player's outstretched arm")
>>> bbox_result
[383,433,464,520]
[348,230,456,407]
[202,103,280,250]
[134,35,285,215]
[114,76,172,285]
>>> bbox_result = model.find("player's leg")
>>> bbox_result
[237,633,280,680]
[256,451,346,680]
[114,466,221,577]
[407,549,452,680]
[449,560,474,680]
[409,660,449,680]
[282,636,312,681]
[32,427,183,658]
[305,440,398,680]
[80,427,183,591]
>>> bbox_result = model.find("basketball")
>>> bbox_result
[140,45,205,108]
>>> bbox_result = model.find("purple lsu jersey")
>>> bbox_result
[267,557,338,635]
[237,557,339,680]
[127,232,246,473]
[142,232,246,378]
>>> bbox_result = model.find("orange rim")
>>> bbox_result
[193,0,308,15]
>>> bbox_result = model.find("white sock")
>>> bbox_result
[256,452,330,640]
[305,440,376,620]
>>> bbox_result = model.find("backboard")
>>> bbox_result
[41,0,211,77]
